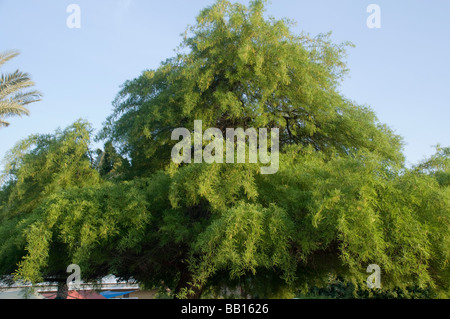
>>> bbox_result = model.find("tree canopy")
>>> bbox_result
[0,0,448,299]
[99,0,404,176]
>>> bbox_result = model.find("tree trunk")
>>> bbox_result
[55,281,69,299]
[174,268,204,299]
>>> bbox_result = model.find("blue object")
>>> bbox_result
[100,290,136,299]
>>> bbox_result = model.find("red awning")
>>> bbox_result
[41,290,106,299]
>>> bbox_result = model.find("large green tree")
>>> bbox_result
[0,120,101,296]
[0,50,42,127]
[99,0,403,176]
[1,0,448,299]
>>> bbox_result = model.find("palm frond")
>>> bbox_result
[0,101,31,117]
[0,50,42,128]
[0,70,39,100]
[0,118,10,128]
[0,50,20,68]
[10,90,42,105]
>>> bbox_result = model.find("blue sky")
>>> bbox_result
[0,0,449,168]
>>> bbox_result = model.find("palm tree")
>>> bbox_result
[0,50,42,127]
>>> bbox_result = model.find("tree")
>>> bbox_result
[94,141,130,180]
[415,145,450,187]
[99,0,404,177]
[0,120,101,297]
[0,50,42,127]
[1,0,448,299]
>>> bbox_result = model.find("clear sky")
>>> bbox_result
[0,0,449,168]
